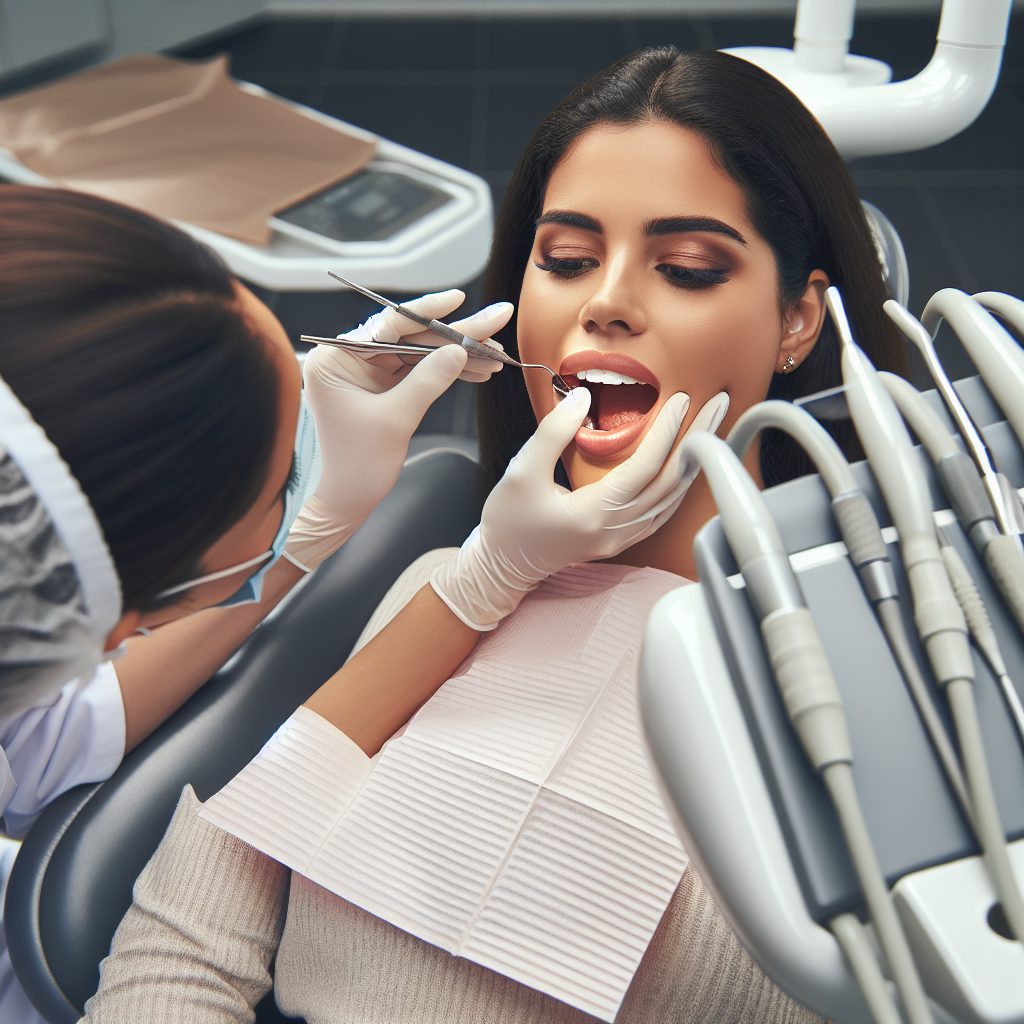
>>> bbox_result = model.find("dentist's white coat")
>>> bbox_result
[0,664,124,1024]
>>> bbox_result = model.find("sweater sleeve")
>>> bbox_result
[81,785,287,1024]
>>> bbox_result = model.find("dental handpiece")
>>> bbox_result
[326,271,572,397]
[883,300,1020,539]
[727,400,972,821]
[829,287,1024,945]
[880,372,1024,639]
[680,431,932,1024]
[921,289,1024,454]
[974,291,1024,345]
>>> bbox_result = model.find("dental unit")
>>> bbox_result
[830,286,1024,948]
[638,284,1024,1023]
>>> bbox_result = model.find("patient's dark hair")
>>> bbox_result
[0,185,279,611]
[479,47,907,485]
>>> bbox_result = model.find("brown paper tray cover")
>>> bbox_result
[0,53,378,244]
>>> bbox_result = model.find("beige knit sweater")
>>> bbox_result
[82,551,824,1024]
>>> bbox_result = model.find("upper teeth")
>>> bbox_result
[575,368,640,385]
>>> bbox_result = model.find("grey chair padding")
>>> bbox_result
[6,443,489,1024]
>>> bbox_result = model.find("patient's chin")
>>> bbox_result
[562,447,631,490]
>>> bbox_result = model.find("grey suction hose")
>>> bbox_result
[880,374,1024,744]
[727,401,971,819]
[681,431,932,1024]
[830,288,1024,946]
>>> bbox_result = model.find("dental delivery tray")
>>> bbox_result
[0,54,491,292]
[640,375,1024,1024]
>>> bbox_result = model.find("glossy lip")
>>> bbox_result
[559,350,662,460]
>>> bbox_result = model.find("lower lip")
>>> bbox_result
[573,410,654,460]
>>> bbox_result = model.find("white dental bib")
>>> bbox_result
[201,562,689,1023]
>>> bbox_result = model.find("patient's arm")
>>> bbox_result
[81,785,288,1023]
[304,577,476,755]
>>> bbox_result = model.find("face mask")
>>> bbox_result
[155,395,322,608]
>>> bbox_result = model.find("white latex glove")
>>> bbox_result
[431,387,731,631]
[284,291,513,572]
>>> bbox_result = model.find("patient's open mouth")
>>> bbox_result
[559,352,661,459]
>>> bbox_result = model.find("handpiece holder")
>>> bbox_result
[640,376,1024,1023]
[725,0,1012,159]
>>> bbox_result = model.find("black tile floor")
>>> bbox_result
[174,9,1024,423]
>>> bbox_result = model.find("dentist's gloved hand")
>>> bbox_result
[284,291,513,572]
[430,387,730,631]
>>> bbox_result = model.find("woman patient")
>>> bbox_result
[83,47,904,1023]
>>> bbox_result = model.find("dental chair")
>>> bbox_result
[5,439,488,1024]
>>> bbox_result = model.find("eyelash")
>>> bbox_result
[534,255,729,289]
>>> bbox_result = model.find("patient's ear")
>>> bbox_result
[775,269,829,374]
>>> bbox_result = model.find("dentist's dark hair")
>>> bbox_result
[0,185,280,611]
[478,46,907,486]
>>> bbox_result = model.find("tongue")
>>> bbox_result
[596,385,656,431]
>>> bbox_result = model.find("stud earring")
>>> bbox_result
[781,354,797,374]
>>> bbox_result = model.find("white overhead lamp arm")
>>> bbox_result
[726,0,1012,160]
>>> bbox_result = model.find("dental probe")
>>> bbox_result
[727,401,971,821]
[879,372,1024,639]
[299,334,453,358]
[883,301,1019,538]
[921,289,1024,472]
[326,271,572,398]
[829,287,1024,946]
[680,430,931,1024]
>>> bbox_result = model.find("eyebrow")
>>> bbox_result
[645,216,747,245]
[535,210,747,246]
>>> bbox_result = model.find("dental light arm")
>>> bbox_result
[829,287,1024,945]
[680,431,932,1024]
[727,401,971,820]
[728,0,1011,160]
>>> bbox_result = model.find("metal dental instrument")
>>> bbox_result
[298,334,447,359]
[323,271,573,399]
[883,299,1020,539]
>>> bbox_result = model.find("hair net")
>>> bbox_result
[0,375,122,718]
